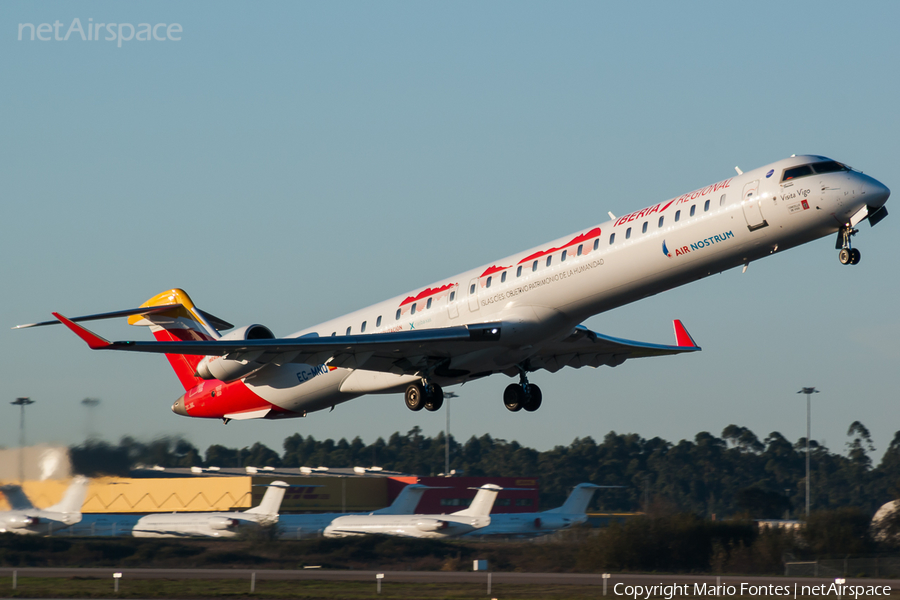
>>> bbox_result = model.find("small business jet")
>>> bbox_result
[464,482,604,537]
[278,483,434,539]
[131,481,287,538]
[323,483,502,539]
[18,156,889,421]
[0,477,89,535]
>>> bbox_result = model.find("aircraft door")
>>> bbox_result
[741,180,768,231]
[467,278,480,312]
[448,284,459,319]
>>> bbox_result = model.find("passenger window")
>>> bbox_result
[426,298,432,309]
[376,316,382,328]
[346,326,351,335]
[658,216,664,228]
[486,276,492,289]
[593,239,599,250]
[361,321,366,333]
[532,260,538,272]
[395,309,401,320]
[411,303,417,315]
[642,222,648,234]
[690,205,696,217]
[609,233,615,245]
[626,227,632,239]
[704,199,710,212]
[469,283,476,294]
[546,256,552,267]
[449,291,455,302]
[577,244,583,256]
[720,194,726,206]
[517,265,522,277]
[675,210,681,222]
[561,250,567,262]
[501,271,506,283]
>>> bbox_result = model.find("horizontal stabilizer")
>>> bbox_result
[14,305,233,331]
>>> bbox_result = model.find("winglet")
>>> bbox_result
[673,319,699,348]
[52,313,112,349]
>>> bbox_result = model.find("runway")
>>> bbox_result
[1,567,896,590]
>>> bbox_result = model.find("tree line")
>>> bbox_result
[70,422,900,518]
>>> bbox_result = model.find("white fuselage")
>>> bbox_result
[0,509,82,536]
[131,511,270,538]
[207,156,888,415]
[323,513,490,539]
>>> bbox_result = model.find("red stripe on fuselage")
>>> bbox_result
[517,227,602,265]
[399,283,456,307]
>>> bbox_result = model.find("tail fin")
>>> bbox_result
[374,484,433,515]
[45,477,89,514]
[0,485,34,511]
[546,483,600,515]
[452,484,502,517]
[127,289,222,390]
[244,481,288,517]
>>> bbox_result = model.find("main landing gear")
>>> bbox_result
[837,226,861,265]
[404,381,444,412]
[503,369,542,412]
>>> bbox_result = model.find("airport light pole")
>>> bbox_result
[444,392,458,476]
[11,397,35,483]
[81,397,101,440]
[797,387,819,518]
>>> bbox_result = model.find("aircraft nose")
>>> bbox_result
[866,177,890,209]
[171,395,189,417]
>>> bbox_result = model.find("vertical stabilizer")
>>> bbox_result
[546,483,601,515]
[452,484,502,517]
[244,481,288,517]
[374,484,433,515]
[0,485,34,511]
[45,477,89,514]
[127,289,222,390]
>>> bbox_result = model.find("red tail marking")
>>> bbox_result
[673,320,697,347]
[52,313,111,349]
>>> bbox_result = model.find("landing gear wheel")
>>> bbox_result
[503,384,524,412]
[839,248,851,265]
[850,248,861,265]
[424,383,444,412]
[523,384,542,412]
[405,383,425,411]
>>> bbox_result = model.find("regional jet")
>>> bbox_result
[322,483,502,539]
[0,477,89,535]
[131,481,288,538]
[17,156,889,421]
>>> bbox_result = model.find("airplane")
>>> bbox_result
[131,480,287,538]
[464,482,605,537]
[322,483,502,538]
[278,483,436,539]
[0,477,89,535]
[17,155,889,421]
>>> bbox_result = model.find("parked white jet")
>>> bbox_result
[278,483,434,539]
[0,477,89,535]
[20,156,889,421]
[322,484,502,539]
[131,481,287,538]
[465,482,603,537]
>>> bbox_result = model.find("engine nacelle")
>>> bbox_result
[5,515,39,529]
[533,515,572,530]
[416,519,449,532]
[207,517,241,531]
[196,325,275,382]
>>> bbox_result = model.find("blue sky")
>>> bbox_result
[2,1,898,468]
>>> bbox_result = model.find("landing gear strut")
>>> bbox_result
[503,369,542,412]
[837,226,861,265]
[404,381,444,412]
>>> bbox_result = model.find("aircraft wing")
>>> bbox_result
[50,313,502,374]
[524,320,700,373]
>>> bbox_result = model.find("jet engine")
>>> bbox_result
[415,519,449,532]
[196,325,275,382]
[533,515,574,530]
[207,517,241,531]
[5,515,39,529]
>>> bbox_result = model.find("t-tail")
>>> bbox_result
[452,484,503,517]
[244,481,288,518]
[545,483,601,515]
[126,289,226,390]
[374,484,434,515]
[45,477,89,514]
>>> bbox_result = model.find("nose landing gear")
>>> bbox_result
[837,226,861,265]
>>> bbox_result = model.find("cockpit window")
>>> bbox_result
[781,165,814,182]
[812,160,850,175]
